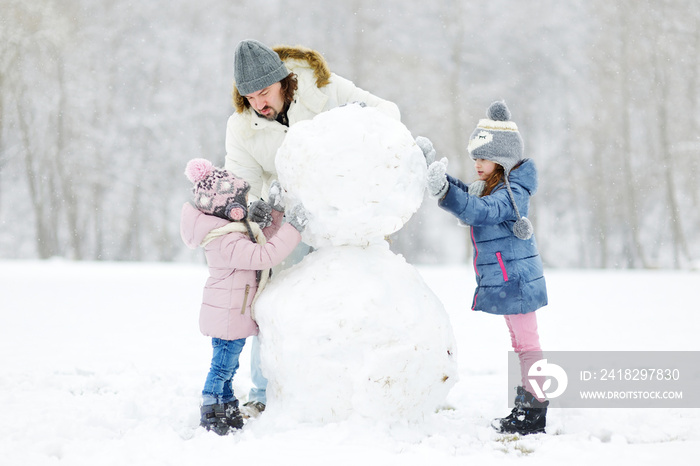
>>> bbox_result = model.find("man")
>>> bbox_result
[225,39,401,418]
[226,39,401,200]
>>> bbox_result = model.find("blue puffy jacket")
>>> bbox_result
[438,159,548,315]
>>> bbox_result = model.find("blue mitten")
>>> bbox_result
[427,158,449,198]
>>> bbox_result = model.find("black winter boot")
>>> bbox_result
[493,386,548,435]
[223,400,244,429]
[200,404,232,435]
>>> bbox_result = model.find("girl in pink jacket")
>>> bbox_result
[180,158,306,435]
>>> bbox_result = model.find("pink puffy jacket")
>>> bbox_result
[180,202,301,340]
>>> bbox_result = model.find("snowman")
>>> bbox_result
[254,104,457,423]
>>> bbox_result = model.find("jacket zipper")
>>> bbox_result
[496,252,509,282]
[471,227,479,310]
[241,284,250,314]
[471,227,479,277]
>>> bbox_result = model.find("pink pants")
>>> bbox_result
[504,312,544,401]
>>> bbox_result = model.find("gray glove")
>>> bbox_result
[416,136,436,166]
[340,101,366,108]
[268,180,285,212]
[427,158,449,198]
[287,204,308,232]
[248,199,273,228]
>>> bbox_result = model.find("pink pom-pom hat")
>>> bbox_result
[184,158,250,221]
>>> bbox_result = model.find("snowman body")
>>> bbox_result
[254,105,457,423]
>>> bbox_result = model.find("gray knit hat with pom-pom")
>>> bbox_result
[467,101,533,240]
[467,100,523,170]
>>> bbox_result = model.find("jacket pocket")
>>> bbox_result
[495,252,509,282]
[240,284,250,314]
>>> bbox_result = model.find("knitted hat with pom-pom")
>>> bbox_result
[184,158,250,221]
[467,100,523,171]
[467,101,533,240]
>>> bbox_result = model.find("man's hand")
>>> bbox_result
[268,180,285,212]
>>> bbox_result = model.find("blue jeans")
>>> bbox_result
[202,338,246,406]
[248,335,267,404]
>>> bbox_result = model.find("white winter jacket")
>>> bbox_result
[225,45,401,199]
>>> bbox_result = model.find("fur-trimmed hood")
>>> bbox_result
[233,45,331,112]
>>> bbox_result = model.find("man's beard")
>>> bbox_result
[255,106,278,121]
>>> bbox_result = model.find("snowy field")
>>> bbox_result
[1,260,699,465]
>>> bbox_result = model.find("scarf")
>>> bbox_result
[200,220,271,319]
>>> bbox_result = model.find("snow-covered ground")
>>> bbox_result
[1,260,698,465]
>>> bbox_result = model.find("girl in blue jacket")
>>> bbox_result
[421,101,549,435]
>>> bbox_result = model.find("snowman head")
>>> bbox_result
[275,105,426,248]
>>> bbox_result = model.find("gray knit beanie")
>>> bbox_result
[234,39,290,96]
[467,101,533,240]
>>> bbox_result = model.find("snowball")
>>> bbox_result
[275,105,427,248]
